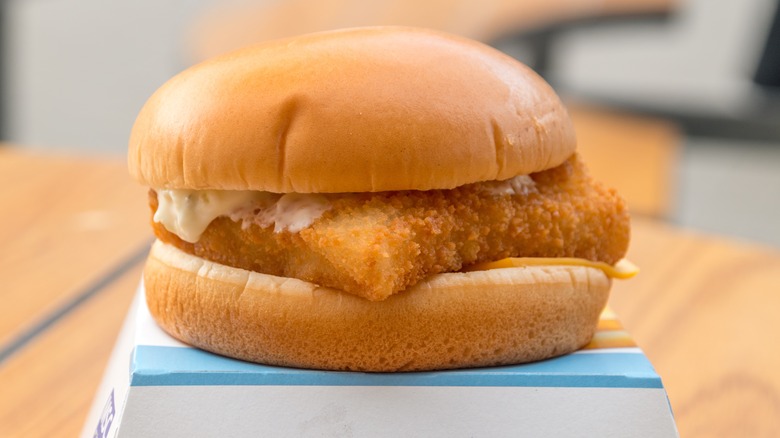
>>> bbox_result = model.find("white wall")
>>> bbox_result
[5,0,215,153]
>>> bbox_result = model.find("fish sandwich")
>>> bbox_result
[129,26,634,372]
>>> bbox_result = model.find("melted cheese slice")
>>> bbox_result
[465,257,639,279]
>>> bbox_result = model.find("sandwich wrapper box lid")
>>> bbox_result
[82,282,678,437]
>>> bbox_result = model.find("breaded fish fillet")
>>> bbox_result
[150,154,630,301]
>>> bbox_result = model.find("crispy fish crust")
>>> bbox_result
[150,154,630,301]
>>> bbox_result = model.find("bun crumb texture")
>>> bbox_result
[129,26,576,193]
[144,241,610,372]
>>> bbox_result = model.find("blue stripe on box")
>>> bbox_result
[130,346,662,388]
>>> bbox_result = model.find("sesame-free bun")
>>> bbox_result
[144,241,610,372]
[128,26,575,193]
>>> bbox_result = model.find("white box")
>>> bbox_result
[83,284,678,437]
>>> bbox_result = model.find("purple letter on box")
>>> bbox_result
[94,389,116,438]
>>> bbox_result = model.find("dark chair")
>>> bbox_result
[562,1,780,142]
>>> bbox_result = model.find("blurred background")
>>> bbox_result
[1,0,779,246]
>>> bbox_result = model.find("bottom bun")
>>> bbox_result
[144,240,611,372]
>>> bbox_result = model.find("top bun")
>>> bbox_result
[128,26,575,193]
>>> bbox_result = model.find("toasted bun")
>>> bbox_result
[128,26,576,193]
[144,241,610,372]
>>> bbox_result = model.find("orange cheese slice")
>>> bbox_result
[464,257,639,279]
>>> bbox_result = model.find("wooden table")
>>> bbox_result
[1,135,779,437]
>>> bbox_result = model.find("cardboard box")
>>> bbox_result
[83,283,678,437]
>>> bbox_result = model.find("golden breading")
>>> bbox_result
[150,154,630,301]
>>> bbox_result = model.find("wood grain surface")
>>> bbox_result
[0,147,151,348]
[0,262,143,438]
[1,105,778,437]
[610,218,780,438]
